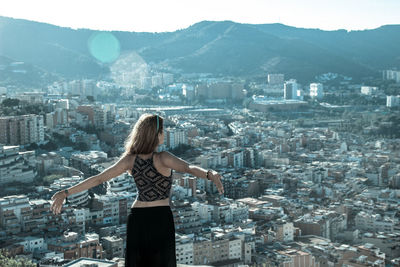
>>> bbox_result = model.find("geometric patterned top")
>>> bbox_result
[131,153,173,201]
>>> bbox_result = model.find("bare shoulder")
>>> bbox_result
[157,151,171,165]
[119,153,135,171]
[158,151,173,159]
[157,151,189,172]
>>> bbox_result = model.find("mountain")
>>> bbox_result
[1,16,399,84]
[0,55,59,88]
[0,16,109,79]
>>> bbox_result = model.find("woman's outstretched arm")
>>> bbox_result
[159,151,224,195]
[64,154,132,195]
[50,153,133,215]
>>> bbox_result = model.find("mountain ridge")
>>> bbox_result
[0,16,399,84]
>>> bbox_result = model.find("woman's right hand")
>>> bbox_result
[50,190,67,215]
[209,170,224,195]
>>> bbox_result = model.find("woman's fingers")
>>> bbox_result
[50,195,64,215]
[213,174,224,194]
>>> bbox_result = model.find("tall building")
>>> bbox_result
[284,80,298,100]
[140,76,152,89]
[275,221,294,242]
[77,105,107,129]
[0,146,36,185]
[387,95,400,107]
[162,73,174,85]
[383,69,400,83]
[182,84,195,101]
[82,79,97,97]
[166,128,188,149]
[0,114,44,145]
[67,80,98,98]
[355,211,394,233]
[152,75,163,88]
[0,195,31,234]
[55,99,70,109]
[310,83,324,99]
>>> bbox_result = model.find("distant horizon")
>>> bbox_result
[1,0,399,33]
[1,15,398,34]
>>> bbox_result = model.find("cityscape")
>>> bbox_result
[0,13,400,267]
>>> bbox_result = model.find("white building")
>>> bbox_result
[228,238,242,260]
[140,77,152,89]
[152,75,163,88]
[0,146,36,185]
[243,241,253,264]
[106,173,136,195]
[50,176,89,207]
[198,152,222,169]
[355,211,394,233]
[162,73,174,85]
[213,202,249,224]
[0,195,31,232]
[275,222,294,242]
[18,236,45,252]
[73,208,89,233]
[0,114,44,145]
[176,235,194,265]
[55,99,69,109]
[182,84,195,100]
[361,86,379,95]
[0,87,7,95]
[310,83,324,99]
[223,148,244,169]
[166,128,188,149]
[383,69,400,83]
[284,79,298,100]
[191,202,213,223]
[387,95,400,107]
[96,193,121,225]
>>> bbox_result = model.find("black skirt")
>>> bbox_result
[125,206,177,267]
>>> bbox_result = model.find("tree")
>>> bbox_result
[26,143,39,151]
[73,141,89,151]
[86,95,95,102]
[39,141,58,151]
[0,249,36,267]
[1,98,20,107]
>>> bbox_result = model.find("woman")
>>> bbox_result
[50,113,224,267]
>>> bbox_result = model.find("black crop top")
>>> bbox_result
[131,153,173,201]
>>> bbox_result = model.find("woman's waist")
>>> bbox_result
[132,198,170,208]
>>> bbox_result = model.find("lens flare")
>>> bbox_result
[88,32,120,63]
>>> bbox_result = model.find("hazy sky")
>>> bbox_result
[1,0,399,32]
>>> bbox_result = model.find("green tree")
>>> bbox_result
[1,98,20,107]
[0,249,36,267]
[73,141,89,151]
[86,95,95,102]
[26,143,39,151]
[39,141,58,151]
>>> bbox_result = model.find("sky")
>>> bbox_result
[0,0,399,32]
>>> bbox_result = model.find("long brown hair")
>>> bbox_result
[122,113,164,156]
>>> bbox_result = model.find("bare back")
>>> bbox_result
[129,152,172,208]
